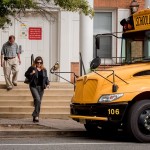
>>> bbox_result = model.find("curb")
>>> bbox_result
[0,123,86,138]
[0,130,86,138]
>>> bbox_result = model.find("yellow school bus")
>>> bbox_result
[70,9,150,143]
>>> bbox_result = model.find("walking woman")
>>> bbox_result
[25,56,49,122]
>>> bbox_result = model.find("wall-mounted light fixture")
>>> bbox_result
[130,0,139,14]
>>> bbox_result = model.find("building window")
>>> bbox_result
[94,12,112,58]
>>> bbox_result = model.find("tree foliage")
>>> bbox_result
[54,0,94,16]
[0,0,94,28]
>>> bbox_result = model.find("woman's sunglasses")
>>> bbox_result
[36,61,43,64]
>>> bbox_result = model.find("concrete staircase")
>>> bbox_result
[0,82,74,119]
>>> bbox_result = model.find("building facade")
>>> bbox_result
[0,0,145,82]
[93,0,144,64]
[72,0,145,82]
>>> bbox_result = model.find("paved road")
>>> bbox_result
[0,131,150,150]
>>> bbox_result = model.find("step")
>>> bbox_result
[0,106,70,113]
[0,95,72,100]
[0,112,70,119]
[0,100,70,106]
[0,82,73,119]
[0,89,74,96]
[0,82,74,89]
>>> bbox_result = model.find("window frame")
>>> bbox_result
[93,9,117,64]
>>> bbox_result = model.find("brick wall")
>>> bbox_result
[71,62,79,83]
[94,0,144,10]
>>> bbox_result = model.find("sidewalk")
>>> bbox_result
[0,118,85,138]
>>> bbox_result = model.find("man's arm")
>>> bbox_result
[17,53,21,65]
[16,44,21,65]
[1,54,3,67]
[1,44,4,67]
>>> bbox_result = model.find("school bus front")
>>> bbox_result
[70,63,150,124]
[70,9,150,143]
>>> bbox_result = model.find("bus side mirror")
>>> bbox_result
[112,84,118,92]
[90,57,101,70]
[50,61,59,73]
[96,36,100,49]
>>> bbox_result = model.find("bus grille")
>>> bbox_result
[74,79,98,102]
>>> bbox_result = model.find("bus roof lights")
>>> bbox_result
[120,16,134,31]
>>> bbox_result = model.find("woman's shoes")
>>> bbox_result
[33,116,39,123]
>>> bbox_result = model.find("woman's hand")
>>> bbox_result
[46,85,50,88]
[30,70,35,75]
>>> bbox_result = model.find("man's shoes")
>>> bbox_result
[7,86,13,91]
[33,117,39,123]
[12,82,17,86]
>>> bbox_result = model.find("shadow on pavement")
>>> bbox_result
[83,129,136,143]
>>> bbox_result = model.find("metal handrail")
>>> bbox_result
[79,52,86,76]
[31,54,34,65]
[50,62,79,91]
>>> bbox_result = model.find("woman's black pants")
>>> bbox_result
[30,86,44,117]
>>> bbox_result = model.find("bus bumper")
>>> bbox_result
[70,103,128,124]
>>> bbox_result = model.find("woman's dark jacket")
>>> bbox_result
[25,66,49,89]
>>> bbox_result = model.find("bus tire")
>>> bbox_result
[127,100,150,142]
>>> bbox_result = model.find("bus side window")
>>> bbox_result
[131,41,143,60]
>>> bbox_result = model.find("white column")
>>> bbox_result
[80,0,93,74]
[59,11,71,82]
[145,0,150,8]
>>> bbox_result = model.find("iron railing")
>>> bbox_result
[50,62,78,91]
[79,52,86,76]
[31,54,34,65]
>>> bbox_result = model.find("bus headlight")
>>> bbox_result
[98,93,124,103]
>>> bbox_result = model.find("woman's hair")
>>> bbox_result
[32,56,45,70]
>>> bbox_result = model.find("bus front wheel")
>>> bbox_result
[127,100,150,142]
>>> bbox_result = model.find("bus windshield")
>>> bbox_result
[121,30,150,64]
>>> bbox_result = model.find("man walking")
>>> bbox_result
[1,35,21,90]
